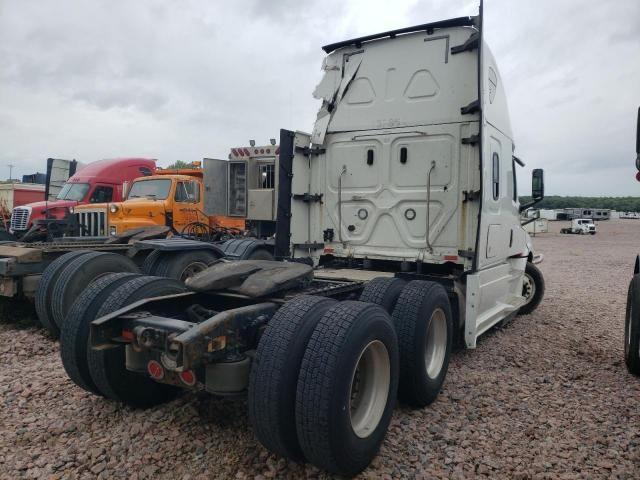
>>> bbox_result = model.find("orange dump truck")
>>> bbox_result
[74,143,279,242]
[73,166,245,238]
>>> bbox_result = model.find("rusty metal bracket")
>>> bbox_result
[461,134,480,146]
[458,249,475,259]
[460,99,480,115]
[292,193,323,203]
[462,190,480,202]
[171,302,277,371]
[295,146,326,156]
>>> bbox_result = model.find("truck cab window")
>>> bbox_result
[56,183,90,201]
[258,164,275,189]
[175,181,199,203]
[492,152,500,200]
[90,186,113,203]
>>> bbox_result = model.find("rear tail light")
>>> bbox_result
[179,370,196,386]
[147,360,164,380]
[121,330,134,341]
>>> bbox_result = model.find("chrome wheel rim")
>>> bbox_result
[179,261,209,281]
[522,273,536,305]
[349,340,390,439]
[424,308,447,379]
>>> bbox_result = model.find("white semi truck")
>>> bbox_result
[58,9,546,476]
[560,218,597,234]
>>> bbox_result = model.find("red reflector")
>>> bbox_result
[275,147,280,155]
[443,255,458,261]
[231,148,238,156]
[323,248,335,254]
[243,148,250,156]
[147,361,164,380]
[121,330,134,341]
[179,370,196,386]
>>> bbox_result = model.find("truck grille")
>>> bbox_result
[76,209,107,237]
[10,207,31,231]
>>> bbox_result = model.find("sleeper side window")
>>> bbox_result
[511,158,517,202]
[492,152,500,200]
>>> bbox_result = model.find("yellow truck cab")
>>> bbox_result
[74,168,244,237]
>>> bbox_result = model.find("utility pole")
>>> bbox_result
[8,164,14,182]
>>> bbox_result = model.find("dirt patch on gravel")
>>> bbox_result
[1,219,640,479]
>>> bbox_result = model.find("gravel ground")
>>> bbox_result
[1,219,640,479]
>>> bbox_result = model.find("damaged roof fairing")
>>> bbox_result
[311,52,362,144]
[310,16,479,144]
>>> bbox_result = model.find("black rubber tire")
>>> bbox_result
[248,295,337,462]
[392,280,453,407]
[359,277,406,314]
[87,276,186,407]
[153,250,221,280]
[35,250,93,335]
[60,272,142,396]
[247,248,274,261]
[141,250,163,275]
[50,252,140,331]
[625,275,640,375]
[518,262,545,315]
[296,301,399,477]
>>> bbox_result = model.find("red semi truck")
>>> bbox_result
[10,157,156,238]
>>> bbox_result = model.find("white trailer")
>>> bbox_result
[59,7,547,477]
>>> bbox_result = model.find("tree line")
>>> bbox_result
[519,196,640,212]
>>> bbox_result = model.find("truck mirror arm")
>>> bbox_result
[519,197,543,213]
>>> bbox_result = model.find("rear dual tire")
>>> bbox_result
[249,299,399,477]
[392,280,453,407]
[248,295,337,461]
[59,273,186,407]
[60,272,142,395]
[295,301,398,476]
[86,276,187,407]
[35,250,92,335]
[359,277,406,313]
[49,252,140,336]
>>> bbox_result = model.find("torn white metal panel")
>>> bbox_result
[310,54,363,145]
[312,57,341,102]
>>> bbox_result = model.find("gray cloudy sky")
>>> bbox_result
[1,0,638,195]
